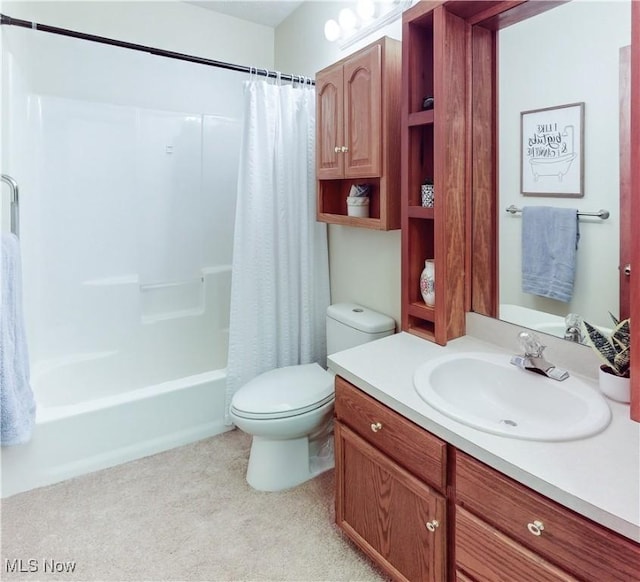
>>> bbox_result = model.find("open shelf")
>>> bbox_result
[408,110,435,127]
[406,317,435,342]
[407,301,435,321]
[406,13,435,116]
[408,206,435,219]
[318,178,381,220]
[407,125,434,207]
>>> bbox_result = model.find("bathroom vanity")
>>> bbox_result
[329,332,640,582]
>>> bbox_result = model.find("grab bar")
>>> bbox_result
[1,174,20,237]
[505,204,609,220]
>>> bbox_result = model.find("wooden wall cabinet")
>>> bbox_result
[335,376,640,582]
[316,37,402,230]
[401,4,468,344]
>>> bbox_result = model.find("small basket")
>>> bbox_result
[346,196,370,218]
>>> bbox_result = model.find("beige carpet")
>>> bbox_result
[1,430,388,582]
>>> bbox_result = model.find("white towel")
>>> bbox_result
[521,206,579,303]
[1,233,36,445]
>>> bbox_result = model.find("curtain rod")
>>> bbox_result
[0,14,315,85]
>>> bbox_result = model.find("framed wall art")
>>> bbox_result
[521,102,584,197]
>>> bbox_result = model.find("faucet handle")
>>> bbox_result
[565,312,582,329]
[518,330,545,357]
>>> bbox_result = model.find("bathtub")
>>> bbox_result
[1,360,230,498]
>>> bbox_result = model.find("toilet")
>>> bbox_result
[229,303,395,491]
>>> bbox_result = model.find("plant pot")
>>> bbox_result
[598,365,631,403]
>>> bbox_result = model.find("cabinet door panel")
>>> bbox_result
[343,44,381,178]
[336,422,446,582]
[316,66,344,179]
[456,508,577,582]
[456,451,640,581]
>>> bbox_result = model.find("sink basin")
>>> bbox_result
[413,352,611,441]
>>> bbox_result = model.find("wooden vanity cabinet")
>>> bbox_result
[316,37,401,230]
[335,376,640,582]
[334,377,447,581]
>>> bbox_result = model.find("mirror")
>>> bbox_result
[495,0,631,342]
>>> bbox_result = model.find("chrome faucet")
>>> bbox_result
[564,313,584,344]
[510,331,569,381]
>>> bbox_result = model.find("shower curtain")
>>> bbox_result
[225,78,330,421]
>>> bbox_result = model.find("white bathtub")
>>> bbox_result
[1,363,230,498]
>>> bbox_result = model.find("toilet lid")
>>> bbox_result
[231,363,334,420]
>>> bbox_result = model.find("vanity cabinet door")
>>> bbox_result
[335,422,446,582]
[455,451,640,581]
[456,507,577,582]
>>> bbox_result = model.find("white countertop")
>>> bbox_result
[328,332,640,543]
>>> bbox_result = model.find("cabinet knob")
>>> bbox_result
[370,421,383,433]
[341,146,349,153]
[425,520,439,532]
[527,520,545,536]
[623,263,631,276]
[334,146,341,153]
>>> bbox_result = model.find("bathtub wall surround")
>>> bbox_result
[1,25,242,495]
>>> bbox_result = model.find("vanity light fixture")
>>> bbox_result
[324,0,411,49]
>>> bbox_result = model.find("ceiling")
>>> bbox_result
[187,1,305,27]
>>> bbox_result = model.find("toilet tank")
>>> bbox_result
[326,303,395,355]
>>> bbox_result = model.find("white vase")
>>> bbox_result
[420,259,435,307]
[598,365,631,403]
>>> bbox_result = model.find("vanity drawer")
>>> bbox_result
[456,507,577,582]
[455,451,640,581]
[335,376,446,491]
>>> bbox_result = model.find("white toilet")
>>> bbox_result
[229,303,395,491]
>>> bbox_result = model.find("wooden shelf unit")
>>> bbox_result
[401,3,469,345]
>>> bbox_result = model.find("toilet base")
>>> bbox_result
[246,435,333,492]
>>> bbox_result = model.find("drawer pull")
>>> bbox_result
[527,520,545,536]
[425,520,440,532]
[370,422,383,433]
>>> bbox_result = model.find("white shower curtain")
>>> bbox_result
[225,78,330,422]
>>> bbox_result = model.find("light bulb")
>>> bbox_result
[324,19,341,42]
[356,0,375,22]
[338,8,357,34]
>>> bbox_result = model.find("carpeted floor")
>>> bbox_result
[1,430,388,582]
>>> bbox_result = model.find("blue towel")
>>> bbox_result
[521,206,579,303]
[1,233,36,445]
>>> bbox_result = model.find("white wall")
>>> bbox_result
[276,1,404,327]
[499,0,630,328]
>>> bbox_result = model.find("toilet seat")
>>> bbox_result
[230,363,334,421]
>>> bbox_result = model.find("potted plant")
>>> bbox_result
[584,314,631,403]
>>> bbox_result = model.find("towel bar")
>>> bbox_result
[1,174,20,237]
[505,205,609,220]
